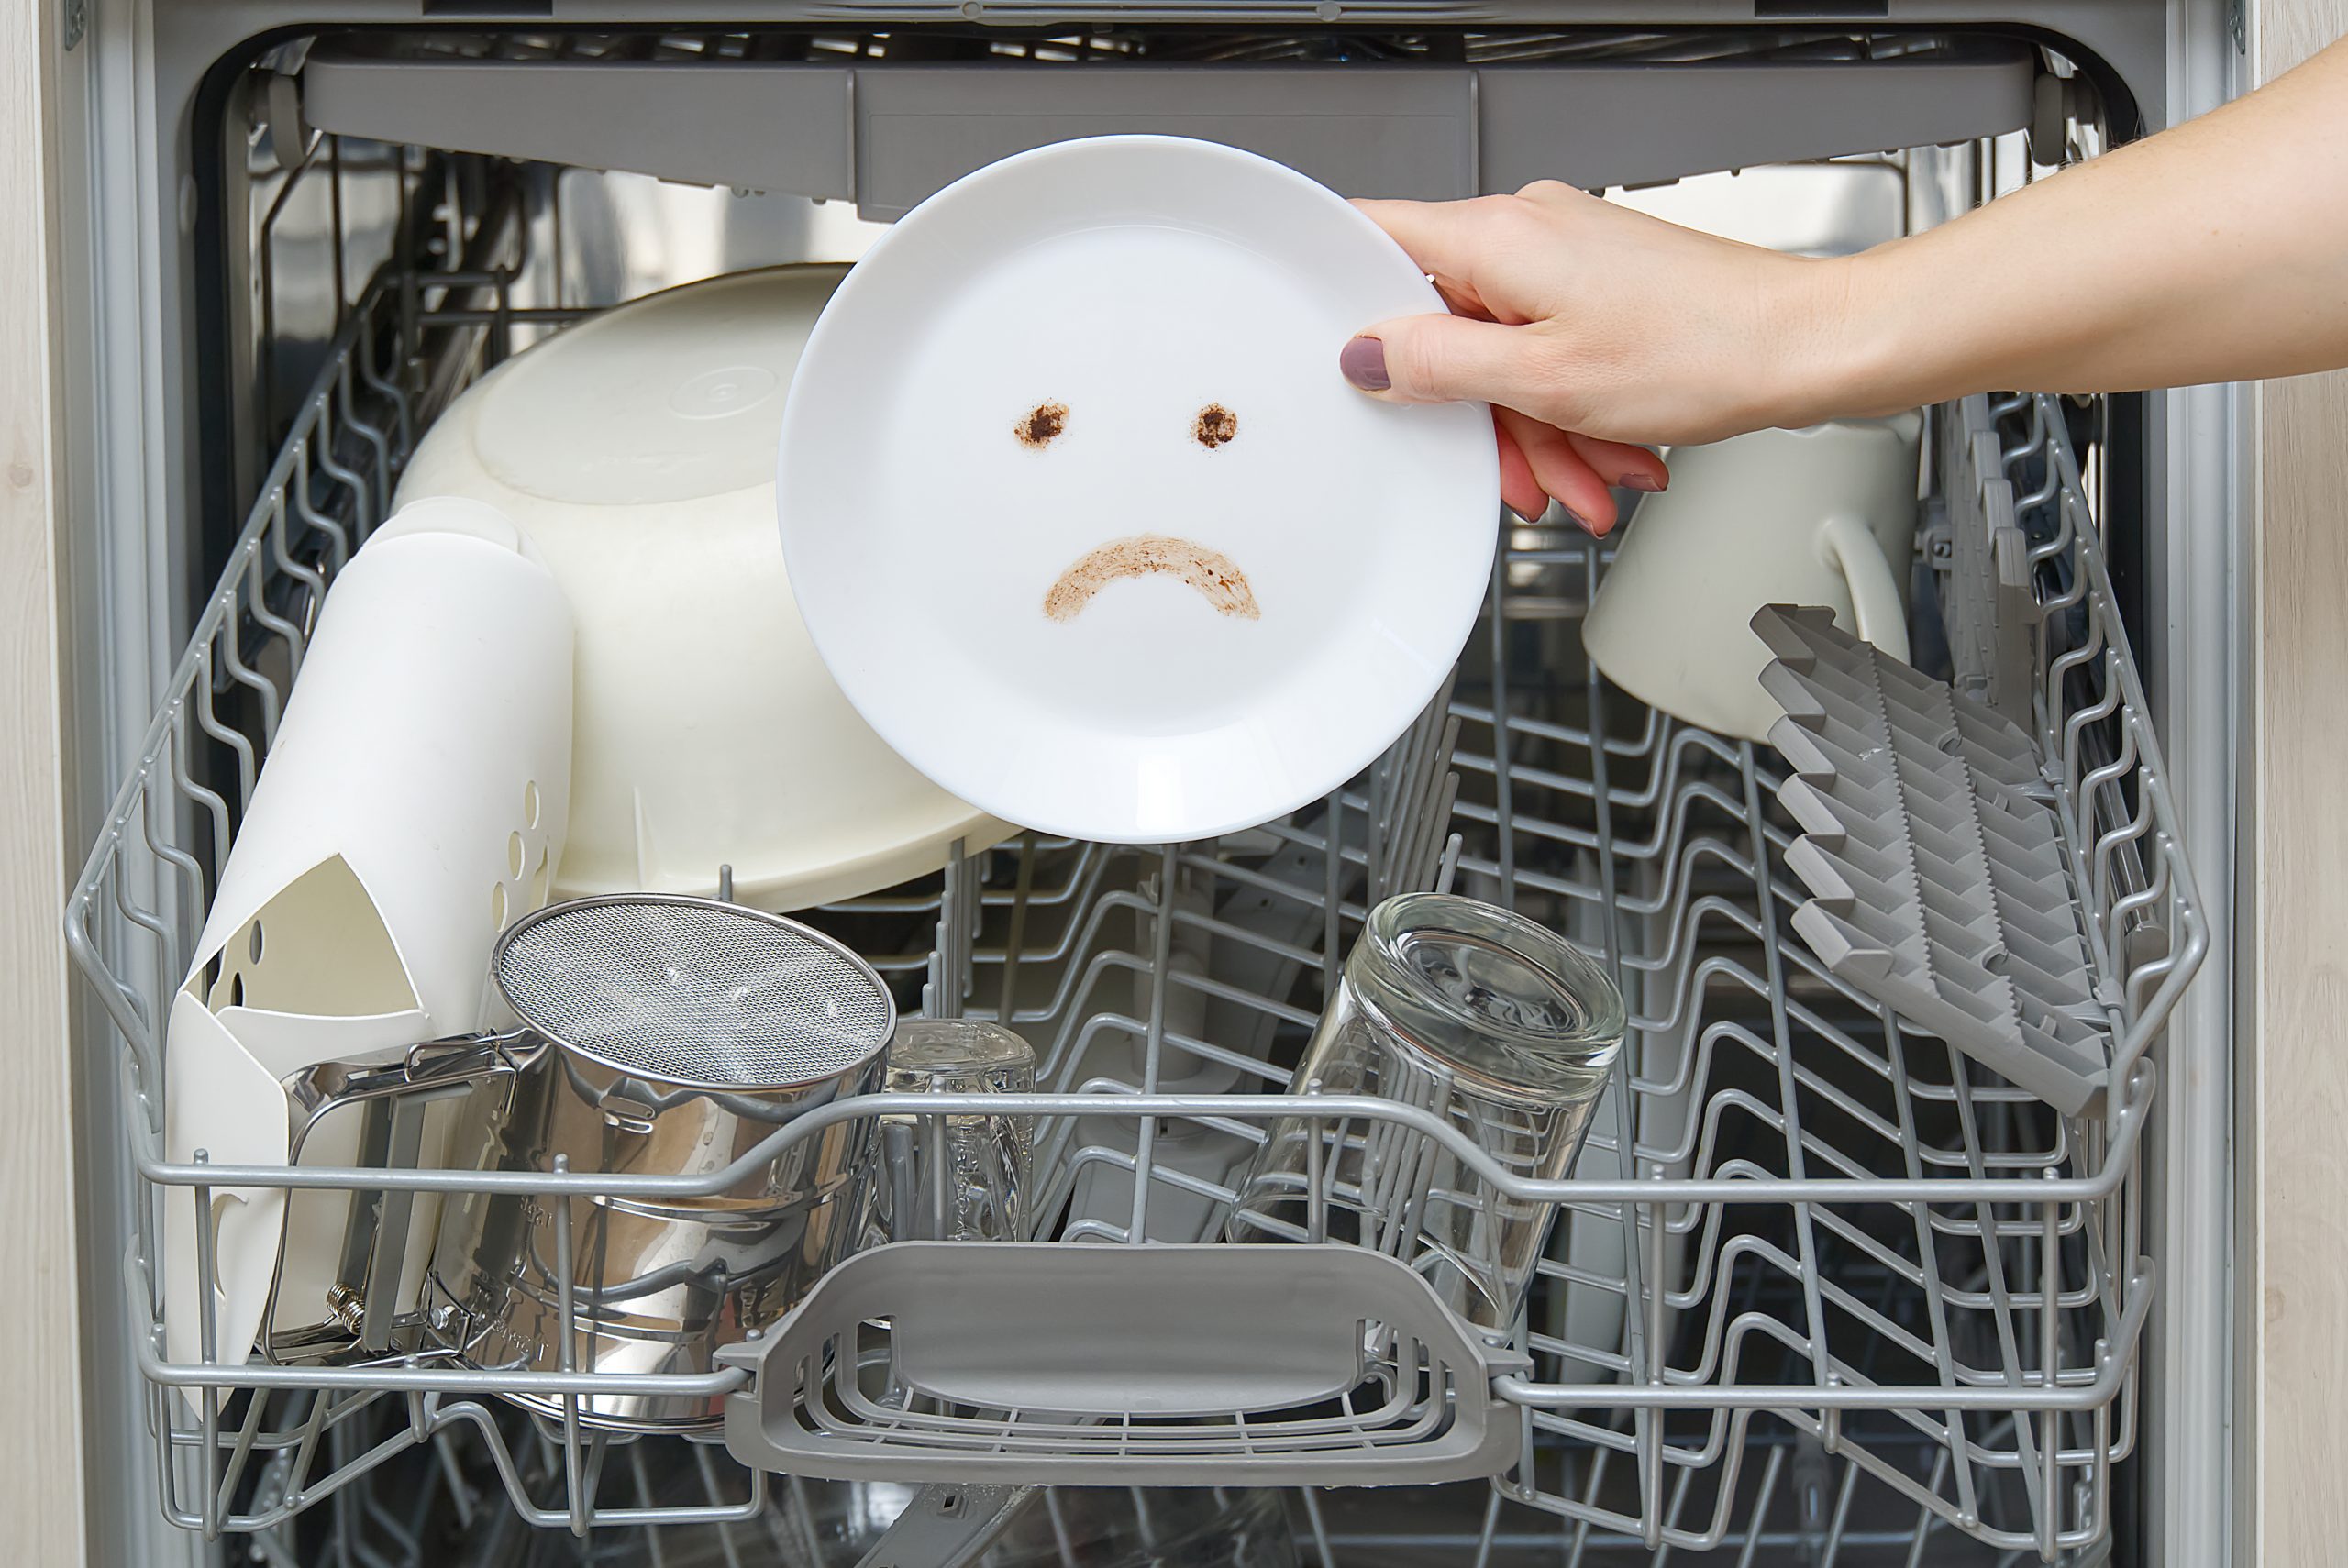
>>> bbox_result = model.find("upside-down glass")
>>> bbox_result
[1225,892,1624,1339]
[869,1018,1037,1242]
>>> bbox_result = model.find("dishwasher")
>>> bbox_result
[54,4,2243,1566]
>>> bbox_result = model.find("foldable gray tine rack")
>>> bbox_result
[1937,395,2040,723]
[720,1242,1523,1485]
[1755,604,2116,1116]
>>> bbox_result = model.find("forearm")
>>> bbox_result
[1802,37,2348,417]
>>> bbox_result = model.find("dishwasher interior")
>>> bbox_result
[61,19,2210,1568]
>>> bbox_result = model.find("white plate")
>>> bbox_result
[776,136,1499,844]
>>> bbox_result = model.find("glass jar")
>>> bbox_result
[1226,892,1624,1338]
[869,1017,1037,1242]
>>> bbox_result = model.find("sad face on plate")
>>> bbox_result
[1025,399,1262,623]
[769,135,1500,845]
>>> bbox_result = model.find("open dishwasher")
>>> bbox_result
[54,6,2240,1566]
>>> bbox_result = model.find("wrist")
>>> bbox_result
[1765,246,1919,428]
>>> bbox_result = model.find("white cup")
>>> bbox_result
[1581,413,1922,743]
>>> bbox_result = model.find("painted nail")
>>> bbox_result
[1566,508,1600,536]
[1623,474,1666,493]
[1339,336,1390,392]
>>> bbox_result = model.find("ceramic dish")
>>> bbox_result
[775,136,1500,844]
[397,266,1008,909]
[1581,414,1922,744]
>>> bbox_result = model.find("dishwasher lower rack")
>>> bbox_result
[62,249,2199,1562]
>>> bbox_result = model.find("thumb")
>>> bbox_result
[1340,313,1533,406]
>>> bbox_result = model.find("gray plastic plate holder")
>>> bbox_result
[1754,605,2117,1117]
[719,1242,1524,1485]
[1937,395,2040,724]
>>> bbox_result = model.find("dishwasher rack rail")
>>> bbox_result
[64,166,2200,1559]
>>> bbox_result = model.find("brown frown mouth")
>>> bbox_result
[1043,534,1260,623]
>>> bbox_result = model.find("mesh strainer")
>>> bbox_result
[490,894,895,1091]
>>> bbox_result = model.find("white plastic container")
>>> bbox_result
[163,499,574,1369]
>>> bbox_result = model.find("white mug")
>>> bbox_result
[1581,413,1922,743]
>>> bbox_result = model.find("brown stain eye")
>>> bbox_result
[1193,403,1238,449]
[1017,402,1069,449]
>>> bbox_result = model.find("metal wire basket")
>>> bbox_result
[65,153,2200,1561]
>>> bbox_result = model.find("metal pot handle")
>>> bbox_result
[271,1029,547,1358]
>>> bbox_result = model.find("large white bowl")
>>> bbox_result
[397,267,1007,909]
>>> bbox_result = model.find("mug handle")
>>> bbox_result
[1816,513,1911,664]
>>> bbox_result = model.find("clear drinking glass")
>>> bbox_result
[869,1018,1037,1242]
[1226,892,1624,1339]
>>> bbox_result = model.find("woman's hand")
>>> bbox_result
[1349,32,2348,532]
[1345,182,1849,532]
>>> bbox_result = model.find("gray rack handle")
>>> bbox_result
[719,1242,1523,1487]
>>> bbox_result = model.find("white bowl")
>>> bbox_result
[397,267,1007,909]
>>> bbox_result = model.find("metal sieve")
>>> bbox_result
[274,893,897,1414]
[491,895,894,1090]
[411,894,901,1429]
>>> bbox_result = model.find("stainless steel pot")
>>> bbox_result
[415,893,896,1430]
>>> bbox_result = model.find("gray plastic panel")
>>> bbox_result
[1938,399,2041,723]
[856,66,1478,215]
[1977,477,2037,712]
[1755,606,2114,1117]
[1477,51,2035,193]
[1940,401,1994,694]
[299,46,2035,219]
[300,56,857,198]
[719,1242,1521,1485]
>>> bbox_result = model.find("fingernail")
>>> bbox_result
[1623,474,1666,493]
[1339,337,1390,392]
[1566,508,1600,536]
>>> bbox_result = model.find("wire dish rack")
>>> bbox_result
[67,185,2202,1562]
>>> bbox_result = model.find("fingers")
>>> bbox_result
[1352,199,1474,296]
[1341,313,1530,406]
[1353,197,1510,300]
[1496,407,1620,535]
[1349,344,1665,531]
[1566,432,1669,493]
[1495,421,1548,525]
[1434,280,1498,323]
